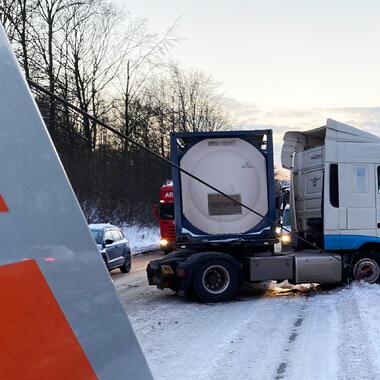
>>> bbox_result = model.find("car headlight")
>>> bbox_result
[275,226,281,234]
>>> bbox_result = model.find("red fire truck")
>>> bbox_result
[155,180,175,253]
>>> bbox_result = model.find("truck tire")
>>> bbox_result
[353,257,380,283]
[192,258,239,303]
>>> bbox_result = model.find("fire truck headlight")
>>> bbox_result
[160,239,168,247]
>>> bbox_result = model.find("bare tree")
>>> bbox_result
[61,1,129,150]
[0,0,39,79]
[170,66,227,132]
[114,21,178,154]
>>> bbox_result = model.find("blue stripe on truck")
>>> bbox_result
[324,234,380,250]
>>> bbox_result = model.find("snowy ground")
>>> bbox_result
[122,225,160,254]
[113,253,380,380]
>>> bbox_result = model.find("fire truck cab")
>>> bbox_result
[158,181,176,253]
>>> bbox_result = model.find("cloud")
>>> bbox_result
[222,97,380,165]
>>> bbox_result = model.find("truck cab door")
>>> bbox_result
[326,163,377,250]
[342,163,376,241]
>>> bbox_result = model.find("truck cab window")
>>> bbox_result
[329,163,339,208]
[282,208,290,226]
[352,166,368,193]
[159,203,174,220]
[378,166,380,194]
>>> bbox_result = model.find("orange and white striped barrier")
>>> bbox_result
[0,24,152,380]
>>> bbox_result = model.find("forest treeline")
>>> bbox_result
[0,0,228,224]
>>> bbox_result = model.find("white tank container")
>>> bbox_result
[180,137,268,235]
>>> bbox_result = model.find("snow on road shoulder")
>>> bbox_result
[122,224,160,254]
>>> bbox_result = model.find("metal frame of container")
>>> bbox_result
[170,129,276,244]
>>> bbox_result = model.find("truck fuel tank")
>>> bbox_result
[246,251,342,284]
[292,252,342,284]
[244,256,293,282]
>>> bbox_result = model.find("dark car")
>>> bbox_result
[89,224,131,273]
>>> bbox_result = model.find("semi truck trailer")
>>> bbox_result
[147,119,380,302]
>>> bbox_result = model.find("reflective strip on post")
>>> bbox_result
[0,194,8,212]
[0,260,97,380]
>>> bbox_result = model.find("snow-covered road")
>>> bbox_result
[113,252,380,380]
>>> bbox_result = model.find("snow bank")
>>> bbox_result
[122,225,160,255]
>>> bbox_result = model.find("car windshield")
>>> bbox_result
[283,209,290,226]
[90,229,103,244]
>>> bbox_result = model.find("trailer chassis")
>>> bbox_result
[147,247,347,302]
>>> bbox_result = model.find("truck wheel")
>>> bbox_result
[353,258,380,283]
[192,259,239,303]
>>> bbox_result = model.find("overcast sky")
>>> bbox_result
[123,0,380,161]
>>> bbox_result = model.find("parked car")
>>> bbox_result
[89,224,131,273]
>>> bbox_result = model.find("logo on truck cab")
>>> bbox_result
[310,176,321,187]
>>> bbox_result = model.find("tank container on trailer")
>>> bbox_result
[170,130,276,242]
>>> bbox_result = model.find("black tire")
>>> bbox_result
[192,258,239,303]
[120,254,131,273]
[352,257,380,283]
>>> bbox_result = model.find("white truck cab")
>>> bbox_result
[282,118,380,253]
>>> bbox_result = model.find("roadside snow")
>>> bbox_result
[122,225,160,254]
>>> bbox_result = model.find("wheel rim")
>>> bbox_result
[201,265,230,294]
[353,258,380,283]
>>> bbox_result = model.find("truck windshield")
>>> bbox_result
[282,209,290,226]
[160,204,174,220]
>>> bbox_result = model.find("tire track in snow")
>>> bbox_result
[275,293,340,380]
[207,295,307,380]
[272,299,308,380]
